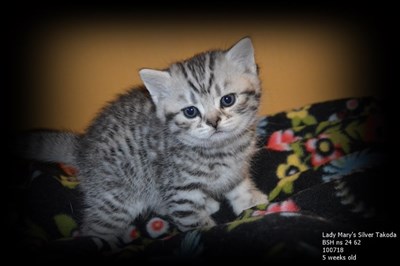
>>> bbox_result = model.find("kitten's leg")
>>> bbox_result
[80,192,146,251]
[166,190,216,232]
[205,197,220,215]
[225,177,269,215]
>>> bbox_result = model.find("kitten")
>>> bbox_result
[19,37,268,247]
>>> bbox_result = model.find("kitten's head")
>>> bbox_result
[139,37,261,148]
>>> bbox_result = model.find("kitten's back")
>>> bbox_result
[77,87,164,179]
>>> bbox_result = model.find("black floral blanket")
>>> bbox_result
[8,97,396,263]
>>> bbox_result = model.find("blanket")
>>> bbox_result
[8,97,396,263]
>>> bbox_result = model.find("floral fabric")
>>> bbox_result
[11,97,390,262]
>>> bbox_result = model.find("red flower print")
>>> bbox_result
[266,203,282,213]
[305,134,343,167]
[251,200,300,217]
[120,225,141,244]
[146,217,169,238]
[130,227,139,240]
[151,220,164,231]
[267,129,299,151]
[346,99,359,110]
[280,199,300,212]
[59,163,78,176]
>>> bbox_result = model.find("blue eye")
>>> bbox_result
[220,94,236,108]
[182,106,199,118]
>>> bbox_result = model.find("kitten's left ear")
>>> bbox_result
[226,37,257,74]
[139,69,171,105]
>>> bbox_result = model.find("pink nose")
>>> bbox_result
[206,116,221,129]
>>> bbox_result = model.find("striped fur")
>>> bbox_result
[20,37,268,247]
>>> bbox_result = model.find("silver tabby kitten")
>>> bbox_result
[21,37,268,246]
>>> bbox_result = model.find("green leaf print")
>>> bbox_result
[268,186,282,202]
[25,219,49,241]
[291,142,304,158]
[292,117,302,127]
[302,115,317,126]
[54,214,78,237]
[345,121,363,140]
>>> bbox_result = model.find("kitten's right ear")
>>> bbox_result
[226,37,257,74]
[139,69,171,104]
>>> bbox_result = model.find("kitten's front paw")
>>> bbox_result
[205,197,220,215]
[89,235,124,254]
[202,215,216,228]
[250,190,269,206]
[174,214,216,232]
[227,188,269,215]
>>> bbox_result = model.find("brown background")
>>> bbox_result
[24,17,373,132]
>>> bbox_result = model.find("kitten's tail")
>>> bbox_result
[15,130,80,166]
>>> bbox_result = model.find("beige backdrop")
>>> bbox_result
[25,18,372,132]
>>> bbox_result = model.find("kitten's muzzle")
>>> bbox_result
[206,116,221,129]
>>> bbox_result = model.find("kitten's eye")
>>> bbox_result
[182,106,199,119]
[220,94,236,108]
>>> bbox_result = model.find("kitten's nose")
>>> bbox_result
[206,116,221,129]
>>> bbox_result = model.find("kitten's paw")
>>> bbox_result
[175,215,216,232]
[89,235,123,254]
[228,189,269,215]
[250,190,269,206]
[205,197,220,215]
[201,215,216,228]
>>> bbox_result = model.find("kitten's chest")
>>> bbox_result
[172,144,254,194]
[205,159,247,192]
